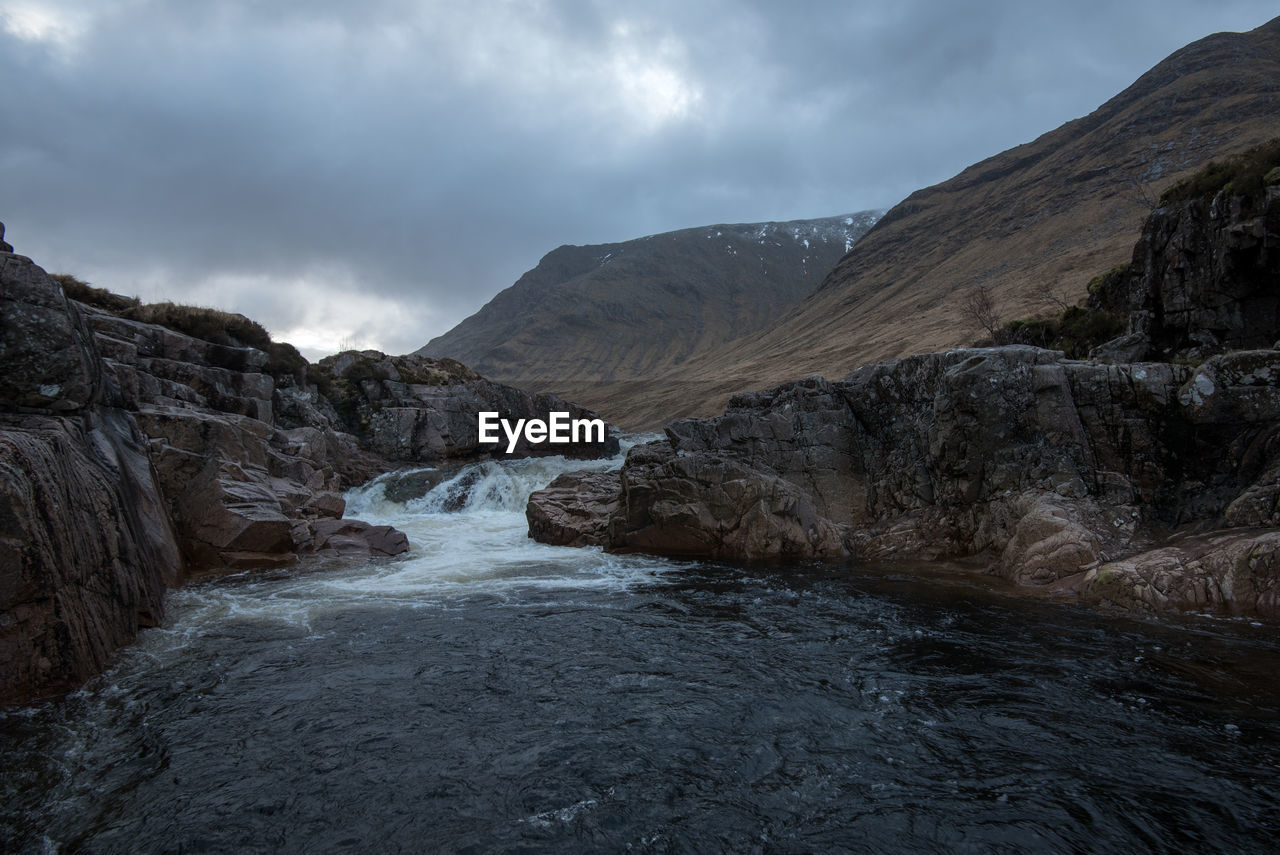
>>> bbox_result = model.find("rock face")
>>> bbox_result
[312,350,619,462]
[526,470,622,548]
[0,233,613,704]
[1,250,182,701]
[1093,176,1280,361]
[529,346,1280,616]
[530,152,1280,618]
[80,303,403,573]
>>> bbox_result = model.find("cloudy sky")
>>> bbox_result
[3,1,1276,359]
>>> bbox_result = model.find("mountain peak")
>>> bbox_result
[417,210,882,388]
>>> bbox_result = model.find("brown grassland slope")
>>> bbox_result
[418,214,879,394]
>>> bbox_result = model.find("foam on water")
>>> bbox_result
[154,449,683,642]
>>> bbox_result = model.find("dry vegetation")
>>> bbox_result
[53,273,308,381]
[1159,137,1280,205]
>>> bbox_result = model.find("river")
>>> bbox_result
[3,452,1279,853]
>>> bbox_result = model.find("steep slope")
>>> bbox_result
[587,16,1280,429]
[417,212,880,387]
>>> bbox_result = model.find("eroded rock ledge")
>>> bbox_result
[529,346,1280,617]
[1,231,615,703]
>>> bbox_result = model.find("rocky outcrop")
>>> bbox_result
[79,304,404,573]
[1082,528,1280,615]
[531,149,1280,618]
[1093,167,1280,361]
[0,413,182,701]
[1,230,613,703]
[526,470,622,548]
[1,249,182,701]
[529,345,1280,616]
[312,350,619,463]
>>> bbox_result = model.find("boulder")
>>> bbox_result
[293,518,410,558]
[1082,529,1280,616]
[526,470,622,548]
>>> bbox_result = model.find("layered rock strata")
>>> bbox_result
[78,301,404,572]
[312,350,619,462]
[529,346,1280,617]
[1,251,183,700]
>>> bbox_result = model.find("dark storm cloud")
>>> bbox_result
[2,0,1276,357]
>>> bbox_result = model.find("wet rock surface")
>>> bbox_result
[526,470,622,549]
[0,412,181,702]
[1,248,182,701]
[531,179,1280,618]
[530,345,1280,617]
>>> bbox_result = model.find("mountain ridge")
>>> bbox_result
[417,211,881,387]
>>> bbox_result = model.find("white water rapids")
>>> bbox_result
[151,449,682,642]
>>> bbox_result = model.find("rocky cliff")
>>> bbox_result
[1092,140,1280,362]
[531,347,1280,616]
[2,246,184,701]
[1,229,615,704]
[529,162,1280,619]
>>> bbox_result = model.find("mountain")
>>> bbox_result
[504,17,1280,430]
[417,212,881,388]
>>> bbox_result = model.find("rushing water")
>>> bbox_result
[3,453,1280,853]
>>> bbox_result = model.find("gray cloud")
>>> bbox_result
[2,0,1276,358]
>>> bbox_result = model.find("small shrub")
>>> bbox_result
[123,302,272,350]
[266,341,308,383]
[1087,263,1130,296]
[1000,305,1124,358]
[342,358,382,385]
[1003,316,1060,348]
[51,273,141,313]
[960,283,1002,341]
[1159,138,1280,206]
[331,396,360,431]
[1056,305,1125,358]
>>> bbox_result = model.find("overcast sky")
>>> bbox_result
[3,1,1276,359]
